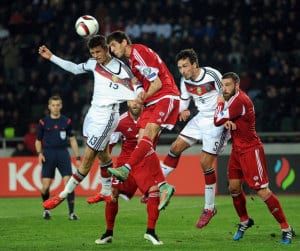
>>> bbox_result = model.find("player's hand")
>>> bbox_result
[136,91,146,104]
[217,94,225,103]
[224,120,236,130]
[38,45,53,60]
[179,110,190,122]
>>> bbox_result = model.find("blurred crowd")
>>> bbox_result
[0,0,299,147]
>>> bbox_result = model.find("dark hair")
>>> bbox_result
[222,72,240,84]
[107,30,132,45]
[175,48,199,67]
[48,95,62,104]
[87,35,108,49]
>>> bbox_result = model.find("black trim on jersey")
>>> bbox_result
[114,57,135,79]
[94,113,115,151]
[216,128,228,154]
[98,58,122,75]
[205,68,222,90]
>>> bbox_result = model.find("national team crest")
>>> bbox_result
[60,130,66,140]
[197,87,202,95]
[112,75,119,82]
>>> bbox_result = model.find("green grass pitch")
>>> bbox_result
[0,195,299,251]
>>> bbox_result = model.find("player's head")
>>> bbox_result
[127,100,142,118]
[221,72,240,101]
[176,49,199,80]
[107,31,132,58]
[48,95,63,117]
[87,35,110,64]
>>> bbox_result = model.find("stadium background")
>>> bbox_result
[0,1,299,196]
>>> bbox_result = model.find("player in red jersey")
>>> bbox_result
[107,31,180,210]
[88,100,163,245]
[214,72,295,244]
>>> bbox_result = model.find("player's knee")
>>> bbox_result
[228,184,241,195]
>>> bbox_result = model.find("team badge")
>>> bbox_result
[159,111,165,117]
[112,75,119,82]
[197,87,202,95]
[60,130,66,140]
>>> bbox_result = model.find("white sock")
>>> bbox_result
[59,176,79,199]
[100,177,112,196]
[161,162,174,177]
[204,183,216,210]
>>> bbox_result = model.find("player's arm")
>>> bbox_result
[142,77,162,101]
[38,45,87,75]
[214,95,243,126]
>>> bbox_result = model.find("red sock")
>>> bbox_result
[204,168,216,185]
[232,191,249,222]
[163,151,180,168]
[264,193,289,229]
[105,201,118,230]
[147,152,166,185]
[101,160,113,178]
[147,190,160,229]
[127,136,153,169]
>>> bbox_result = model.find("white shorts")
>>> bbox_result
[179,113,230,155]
[83,105,119,151]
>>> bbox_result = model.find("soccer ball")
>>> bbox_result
[75,15,99,38]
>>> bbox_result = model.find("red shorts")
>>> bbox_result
[112,152,160,196]
[228,145,269,190]
[138,98,179,130]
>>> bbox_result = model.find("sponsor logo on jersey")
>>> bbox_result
[142,67,151,76]
[127,127,133,132]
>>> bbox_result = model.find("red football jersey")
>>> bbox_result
[110,111,139,166]
[129,44,179,105]
[215,90,262,152]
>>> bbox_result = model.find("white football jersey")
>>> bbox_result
[180,67,222,118]
[50,55,138,108]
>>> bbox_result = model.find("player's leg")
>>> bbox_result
[225,149,254,239]
[196,126,229,228]
[195,152,218,228]
[257,187,295,244]
[62,175,78,220]
[161,136,191,177]
[43,147,98,210]
[144,186,163,245]
[109,98,179,181]
[241,146,295,244]
[95,190,119,244]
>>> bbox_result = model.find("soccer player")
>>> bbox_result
[107,31,180,210]
[88,100,163,245]
[35,95,81,220]
[160,49,230,228]
[39,35,139,210]
[214,72,295,244]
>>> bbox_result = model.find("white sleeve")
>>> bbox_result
[50,55,88,75]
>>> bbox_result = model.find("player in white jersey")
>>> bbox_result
[38,35,141,210]
[161,49,230,228]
